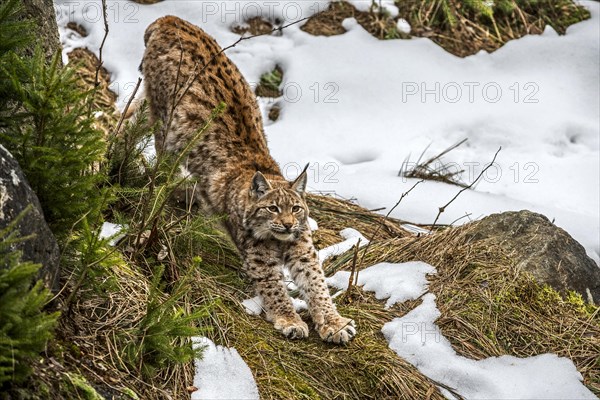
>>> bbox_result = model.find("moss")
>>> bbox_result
[188,256,445,400]
[255,66,283,98]
[301,0,590,57]
[62,373,104,400]
[121,388,140,399]
[566,291,598,316]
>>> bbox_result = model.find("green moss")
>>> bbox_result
[395,0,590,57]
[566,290,598,316]
[189,259,445,400]
[62,373,103,400]
[255,66,283,98]
[121,388,140,399]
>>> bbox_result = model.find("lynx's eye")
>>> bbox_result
[267,205,279,213]
[292,205,302,213]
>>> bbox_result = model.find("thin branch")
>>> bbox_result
[430,147,502,231]
[165,16,311,133]
[448,212,473,226]
[114,78,142,136]
[357,179,424,269]
[345,238,361,295]
[94,0,109,87]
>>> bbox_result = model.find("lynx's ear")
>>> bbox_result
[291,163,309,195]
[250,172,272,198]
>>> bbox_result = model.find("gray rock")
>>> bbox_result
[467,210,600,304]
[0,145,61,292]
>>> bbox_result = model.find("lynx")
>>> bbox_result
[141,16,356,344]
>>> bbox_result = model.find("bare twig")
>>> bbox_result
[114,78,142,136]
[448,212,473,226]
[94,0,109,88]
[357,179,424,269]
[430,147,501,231]
[345,238,361,296]
[164,16,311,136]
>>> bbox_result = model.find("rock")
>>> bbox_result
[466,210,600,304]
[0,145,61,292]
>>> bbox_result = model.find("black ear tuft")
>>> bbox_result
[250,172,272,198]
[291,163,309,195]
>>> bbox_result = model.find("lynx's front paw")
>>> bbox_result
[317,315,356,344]
[274,316,309,340]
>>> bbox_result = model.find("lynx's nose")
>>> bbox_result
[283,222,293,231]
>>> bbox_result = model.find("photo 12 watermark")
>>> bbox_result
[398,321,442,344]
[282,162,340,184]
[55,1,140,24]
[54,1,329,25]
[400,160,540,184]
[198,1,327,24]
[401,81,540,104]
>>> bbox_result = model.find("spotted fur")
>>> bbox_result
[141,16,356,344]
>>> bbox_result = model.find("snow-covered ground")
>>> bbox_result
[329,260,597,400]
[191,337,259,400]
[53,0,599,398]
[55,0,600,264]
[206,230,598,399]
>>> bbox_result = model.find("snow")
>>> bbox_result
[191,337,259,400]
[98,222,126,246]
[348,0,399,17]
[396,18,411,34]
[383,294,597,400]
[9,169,20,186]
[242,294,307,315]
[327,261,435,308]
[330,261,596,400]
[52,1,600,398]
[318,227,368,263]
[54,0,600,264]
[242,295,263,316]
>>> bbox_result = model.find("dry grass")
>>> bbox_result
[232,17,276,36]
[399,139,468,188]
[67,47,120,138]
[307,194,411,249]
[301,0,590,57]
[44,189,600,399]
[397,0,590,57]
[48,8,598,395]
[186,255,447,400]
[323,222,600,395]
[55,252,196,399]
[301,1,407,40]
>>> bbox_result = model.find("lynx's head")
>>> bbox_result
[244,170,309,242]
